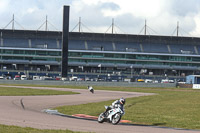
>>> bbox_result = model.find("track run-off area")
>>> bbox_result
[0,85,199,133]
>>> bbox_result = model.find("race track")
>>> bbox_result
[0,85,199,133]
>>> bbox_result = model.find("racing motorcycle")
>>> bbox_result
[98,106,125,125]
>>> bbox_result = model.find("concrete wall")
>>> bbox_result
[0,80,176,88]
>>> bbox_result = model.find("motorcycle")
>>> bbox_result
[98,106,125,125]
[88,86,94,94]
[90,88,94,93]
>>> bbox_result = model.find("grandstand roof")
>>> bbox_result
[0,29,200,44]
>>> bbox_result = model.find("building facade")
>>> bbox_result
[0,29,200,80]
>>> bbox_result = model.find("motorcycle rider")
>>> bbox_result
[88,86,94,93]
[103,98,125,116]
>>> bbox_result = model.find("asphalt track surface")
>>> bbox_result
[0,85,199,133]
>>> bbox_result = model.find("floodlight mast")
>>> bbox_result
[112,18,114,34]
[12,14,14,30]
[45,15,48,31]
[79,17,81,32]
[177,21,179,37]
[144,19,147,35]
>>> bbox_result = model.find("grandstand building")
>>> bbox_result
[0,29,200,80]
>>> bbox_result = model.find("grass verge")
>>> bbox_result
[0,86,78,96]
[53,86,200,130]
[0,124,85,133]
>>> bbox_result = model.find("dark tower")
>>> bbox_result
[61,6,70,78]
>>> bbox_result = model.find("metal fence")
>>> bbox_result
[0,80,176,88]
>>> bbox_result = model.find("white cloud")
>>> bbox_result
[0,0,200,37]
[27,8,36,14]
[189,14,200,37]
[0,0,10,13]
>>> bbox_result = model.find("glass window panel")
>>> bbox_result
[25,50,35,55]
[36,51,46,55]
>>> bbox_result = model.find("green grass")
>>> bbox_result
[123,91,200,129]
[0,83,192,91]
[0,86,78,96]
[0,124,85,133]
[53,86,200,130]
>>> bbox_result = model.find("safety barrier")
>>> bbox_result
[0,80,176,88]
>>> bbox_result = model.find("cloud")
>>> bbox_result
[190,14,200,36]
[100,2,120,10]
[70,1,119,32]
[0,0,200,37]
[0,0,10,12]
[169,0,200,17]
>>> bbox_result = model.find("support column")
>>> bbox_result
[61,6,70,78]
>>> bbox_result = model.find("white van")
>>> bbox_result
[21,75,27,80]
[69,76,78,81]
[145,79,153,83]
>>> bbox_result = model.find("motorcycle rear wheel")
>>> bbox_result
[112,113,121,125]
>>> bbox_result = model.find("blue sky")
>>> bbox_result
[0,0,200,37]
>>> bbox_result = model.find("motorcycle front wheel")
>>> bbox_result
[98,113,105,123]
[112,113,121,125]
[90,89,94,93]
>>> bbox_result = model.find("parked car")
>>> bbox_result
[33,76,41,80]
[21,75,27,80]
[69,76,78,81]
[137,79,145,82]
[85,77,90,81]
[145,79,153,83]
[14,75,20,80]
[0,76,4,80]
[161,79,169,83]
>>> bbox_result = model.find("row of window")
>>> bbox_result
[0,56,61,61]
[68,58,200,67]
[69,52,200,62]
[1,49,200,66]
[0,49,61,56]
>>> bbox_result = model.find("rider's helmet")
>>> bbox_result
[119,98,126,105]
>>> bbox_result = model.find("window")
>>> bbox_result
[36,51,46,55]
[25,50,35,55]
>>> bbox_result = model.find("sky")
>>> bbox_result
[0,0,200,37]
